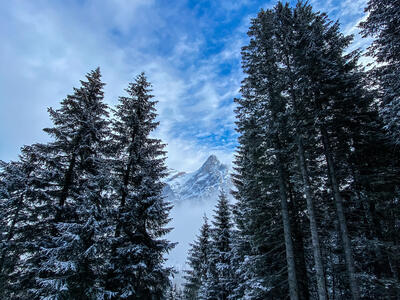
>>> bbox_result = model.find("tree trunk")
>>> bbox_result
[114,158,132,238]
[58,153,77,215]
[320,126,359,300]
[296,133,327,300]
[288,183,310,300]
[276,150,299,300]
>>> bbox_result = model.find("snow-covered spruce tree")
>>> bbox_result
[344,96,400,298]
[290,3,400,298]
[167,284,183,300]
[272,4,329,299]
[230,128,258,300]
[183,216,211,300]
[237,1,400,298]
[360,0,400,145]
[283,4,364,298]
[0,144,64,298]
[231,110,288,298]
[0,156,40,298]
[233,4,320,299]
[105,72,174,299]
[0,160,30,298]
[199,191,233,300]
[233,2,382,299]
[33,68,112,299]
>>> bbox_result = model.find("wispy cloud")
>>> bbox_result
[0,0,373,172]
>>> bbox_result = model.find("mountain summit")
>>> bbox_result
[200,154,220,172]
[163,155,231,202]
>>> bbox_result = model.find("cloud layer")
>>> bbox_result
[0,0,370,172]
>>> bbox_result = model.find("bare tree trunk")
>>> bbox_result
[296,133,327,300]
[114,155,133,238]
[288,183,310,300]
[320,126,359,300]
[276,150,299,300]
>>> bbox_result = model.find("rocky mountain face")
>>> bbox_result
[163,154,232,203]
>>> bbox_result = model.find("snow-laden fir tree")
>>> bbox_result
[166,284,183,300]
[279,4,361,298]
[0,155,41,298]
[231,112,288,298]
[198,191,233,300]
[288,3,400,298]
[360,0,400,145]
[233,1,400,299]
[233,4,318,299]
[0,159,31,298]
[0,144,64,298]
[232,99,301,297]
[32,68,112,299]
[183,216,211,300]
[105,72,174,299]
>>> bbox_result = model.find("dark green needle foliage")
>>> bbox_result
[106,73,174,299]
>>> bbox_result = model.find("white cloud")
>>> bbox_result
[0,0,373,172]
[0,0,240,170]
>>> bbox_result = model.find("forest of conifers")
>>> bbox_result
[1,0,399,299]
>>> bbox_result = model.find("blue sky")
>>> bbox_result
[0,0,370,171]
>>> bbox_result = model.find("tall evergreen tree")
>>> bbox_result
[360,0,400,145]
[0,154,42,298]
[0,143,67,298]
[292,3,400,297]
[32,68,112,299]
[234,4,321,299]
[232,109,288,298]
[106,73,174,299]
[231,1,400,299]
[285,4,363,298]
[359,11,400,295]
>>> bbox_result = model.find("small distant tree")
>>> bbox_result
[199,191,233,300]
[183,216,211,300]
[167,284,183,300]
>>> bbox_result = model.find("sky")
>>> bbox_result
[0,0,371,172]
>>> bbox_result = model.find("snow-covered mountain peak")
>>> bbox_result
[200,154,221,169]
[163,155,231,203]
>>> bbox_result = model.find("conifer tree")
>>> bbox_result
[234,4,317,299]
[183,216,211,300]
[0,157,39,298]
[231,109,288,298]
[106,73,174,299]
[232,2,396,299]
[284,4,366,298]
[32,68,112,299]
[167,284,183,300]
[0,144,66,298]
[360,0,400,145]
[199,191,233,300]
